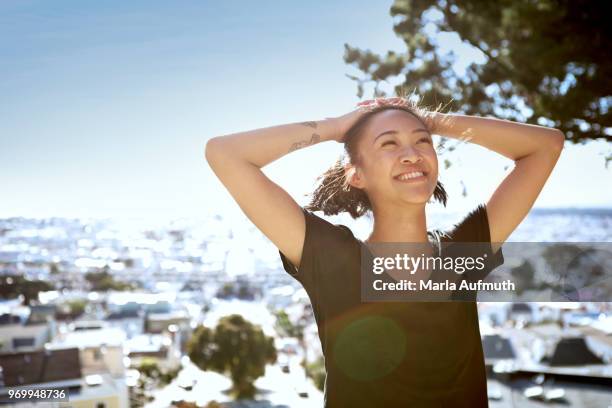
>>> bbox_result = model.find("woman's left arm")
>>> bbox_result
[431,112,565,244]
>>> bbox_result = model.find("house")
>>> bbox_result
[0,347,81,386]
[124,333,180,371]
[0,347,128,407]
[49,322,126,377]
[0,322,51,353]
[482,334,516,363]
[27,305,56,325]
[547,337,604,366]
[46,322,129,407]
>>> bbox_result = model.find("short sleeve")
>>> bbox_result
[445,204,504,279]
[278,207,355,292]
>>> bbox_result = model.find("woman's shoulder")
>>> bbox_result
[438,204,493,243]
[301,207,358,243]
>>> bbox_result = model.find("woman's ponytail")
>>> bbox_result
[304,156,372,219]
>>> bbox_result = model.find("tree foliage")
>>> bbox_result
[56,299,88,320]
[85,269,134,292]
[344,0,611,147]
[130,358,179,407]
[0,275,53,305]
[137,358,179,386]
[187,314,277,399]
[274,310,305,340]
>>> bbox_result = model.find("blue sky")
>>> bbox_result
[1,0,610,221]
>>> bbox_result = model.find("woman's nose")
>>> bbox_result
[399,147,422,164]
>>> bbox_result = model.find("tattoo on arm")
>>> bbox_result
[288,133,321,153]
[299,121,318,129]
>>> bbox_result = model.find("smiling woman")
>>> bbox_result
[205,95,563,407]
[305,101,448,228]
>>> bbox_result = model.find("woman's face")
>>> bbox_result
[349,109,439,208]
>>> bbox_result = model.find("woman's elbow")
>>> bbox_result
[549,129,565,153]
[522,129,564,163]
[205,137,225,166]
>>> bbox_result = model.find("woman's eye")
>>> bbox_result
[417,138,432,144]
[381,140,397,147]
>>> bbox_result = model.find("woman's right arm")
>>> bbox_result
[204,118,341,269]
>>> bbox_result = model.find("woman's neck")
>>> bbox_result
[366,204,429,244]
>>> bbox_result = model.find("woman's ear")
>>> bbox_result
[344,164,364,189]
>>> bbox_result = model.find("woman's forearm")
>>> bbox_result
[205,118,338,169]
[433,113,565,161]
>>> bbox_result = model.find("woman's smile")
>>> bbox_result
[393,171,428,183]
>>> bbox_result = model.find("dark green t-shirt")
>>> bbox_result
[279,204,504,408]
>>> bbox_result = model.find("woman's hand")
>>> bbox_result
[329,97,436,142]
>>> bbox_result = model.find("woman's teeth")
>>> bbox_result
[395,171,425,181]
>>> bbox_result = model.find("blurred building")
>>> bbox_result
[0,347,128,407]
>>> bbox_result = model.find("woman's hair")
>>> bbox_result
[305,101,448,219]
